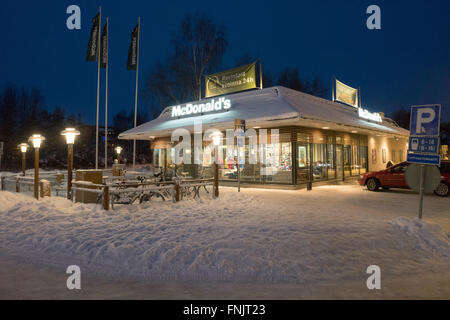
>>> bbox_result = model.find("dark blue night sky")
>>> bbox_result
[1,0,449,125]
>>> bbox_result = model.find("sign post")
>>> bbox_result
[418,165,425,219]
[406,104,441,219]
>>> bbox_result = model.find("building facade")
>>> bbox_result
[119,86,409,186]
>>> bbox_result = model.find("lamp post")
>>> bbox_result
[115,146,123,164]
[212,133,221,198]
[28,134,45,200]
[18,143,29,176]
[61,128,80,200]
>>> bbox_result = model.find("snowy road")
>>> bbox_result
[0,184,449,299]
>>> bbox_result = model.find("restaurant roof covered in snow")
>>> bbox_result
[118,86,409,140]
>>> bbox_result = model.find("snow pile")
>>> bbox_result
[389,217,450,257]
[0,185,449,285]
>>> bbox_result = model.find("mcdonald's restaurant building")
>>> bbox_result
[119,86,409,187]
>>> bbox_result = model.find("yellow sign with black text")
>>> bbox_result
[205,63,256,98]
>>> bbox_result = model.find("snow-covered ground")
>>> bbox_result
[0,183,449,299]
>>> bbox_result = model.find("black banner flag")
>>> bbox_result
[86,13,100,62]
[127,24,139,70]
[100,23,108,68]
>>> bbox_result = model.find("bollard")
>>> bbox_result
[214,162,219,198]
[103,185,110,210]
[0,175,4,191]
[16,176,20,193]
[175,182,180,202]
[40,179,51,198]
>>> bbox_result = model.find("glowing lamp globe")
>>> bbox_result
[29,134,45,149]
[19,143,29,153]
[61,128,80,145]
[115,146,123,155]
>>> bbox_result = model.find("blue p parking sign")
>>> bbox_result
[409,105,441,136]
[407,104,441,165]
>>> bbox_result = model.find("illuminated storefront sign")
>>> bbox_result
[171,97,231,118]
[358,108,382,123]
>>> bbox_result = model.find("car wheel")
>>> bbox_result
[434,182,449,197]
[366,178,379,191]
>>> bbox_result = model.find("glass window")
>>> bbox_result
[391,163,409,173]
[297,144,310,182]
[313,144,327,181]
[264,143,292,184]
[166,148,176,167]
[153,149,161,168]
[218,145,237,181]
[327,144,335,179]
[344,145,352,177]
[359,146,368,174]
[164,148,176,179]
[336,145,343,179]
[351,145,359,176]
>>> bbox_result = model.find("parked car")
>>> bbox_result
[358,160,450,197]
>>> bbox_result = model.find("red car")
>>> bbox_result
[358,160,450,197]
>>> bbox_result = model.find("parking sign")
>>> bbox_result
[409,105,441,136]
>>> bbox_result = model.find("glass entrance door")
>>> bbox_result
[336,145,343,180]
[343,145,351,177]
[297,144,310,183]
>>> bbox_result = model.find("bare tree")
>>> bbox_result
[144,14,228,117]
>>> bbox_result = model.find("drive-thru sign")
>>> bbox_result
[406,104,441,219]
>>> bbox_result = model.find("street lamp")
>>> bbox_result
[18,143,29,176]
[61,128,80,199]
[28,134,45,200]
[115,146,123,163]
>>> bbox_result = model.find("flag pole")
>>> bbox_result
[95,6,101,170]
[358,86,362,108]
[133,17,140,168]
[104,17,109,169]
[332,75,335,101]
[259,58,263,90]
